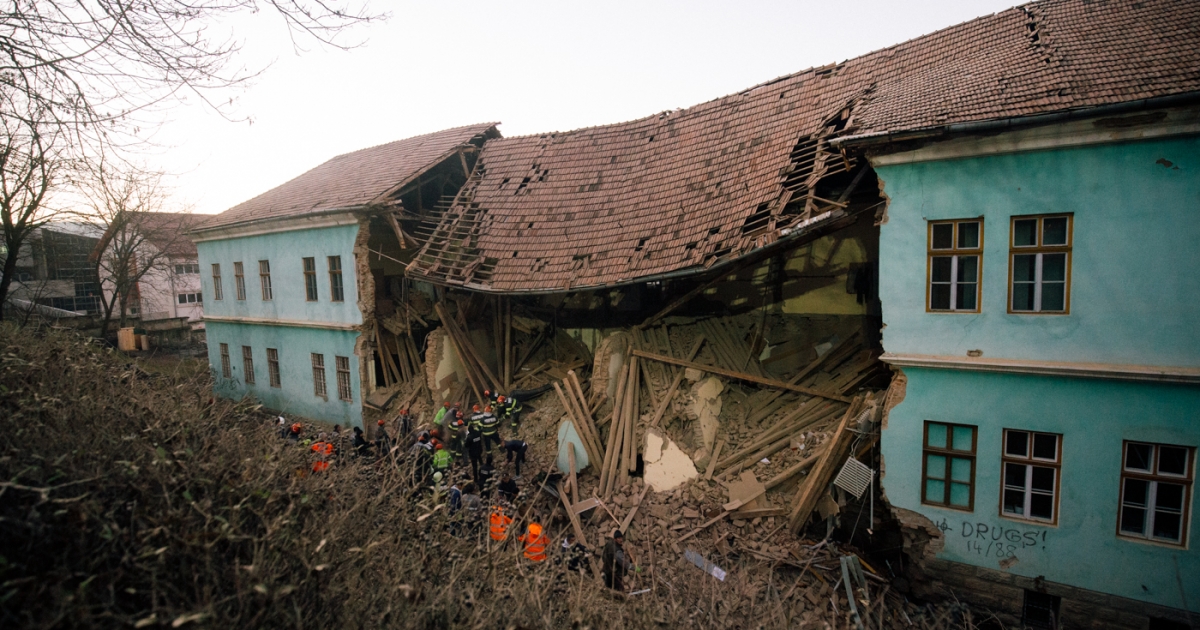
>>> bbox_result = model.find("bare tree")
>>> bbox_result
[0,109,62,322]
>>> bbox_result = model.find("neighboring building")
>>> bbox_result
[191,124,500,427]
[95,212,207,328]
[2,222,104,316]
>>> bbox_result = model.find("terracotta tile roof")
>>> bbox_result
[408,0,1200,293]
[198,123,500,232]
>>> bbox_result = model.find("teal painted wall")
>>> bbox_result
[881,367,1198,611]
[196,224,361,325]
[875,135,1200,367]
[205,321,362,428]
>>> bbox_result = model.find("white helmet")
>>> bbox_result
[433,472,443,483]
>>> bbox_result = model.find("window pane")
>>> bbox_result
[1003,489,1026,515]
[1032,434,1058,460]
[1013,254,1036,282]
[1153,511,1182,541]
[1030,493,1054,520]
[955,282,977,311]
[957,256,978,282]
[932,224,954,249]
[1126,443,1153,471]
[1158,446,1189,476]
[1120,506,1146,534]
[950,457,972,482]
[931,256,952,282]
[1042,217,1068,245]
[1031,466,1055,492]
[1012,282,1035,311]
[1041,284,1065,311]
[1013,219,1038,246]
[1123,478,1149,506]
[926,454,946,479]
[1005,463,1027,487]
[930,284,951,310]
[1155,482,1184,511]
[925,479,946,503]
[957,222,980,249]
[951,426,974,451]
[1006,431,1029,458]
[949,482,971,507]
[926,423,947,449]
[1042,253,1066,282]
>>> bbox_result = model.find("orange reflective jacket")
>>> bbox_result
[489,508,512,541]
[519,524,548,562]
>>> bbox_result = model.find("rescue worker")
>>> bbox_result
[288,423,302,441]
[374,419,393,455]
[397,408,413,437]
[497,471,519,502]
[277,416,289,438]
[483,389,499,405]
[352,426,369,456]
[560,533,588,572]
[601,530,632,591]
[432,443,452,474]
[502,394,523,430]
[408,432,433,486]
[311,432,334,472]
[478,454,497,498]
[465,422,484,481]
[478,405,501,451]
[433,401,450,426]
[489,503,513,542]
[519,522,549,562]
[504,439,528,479]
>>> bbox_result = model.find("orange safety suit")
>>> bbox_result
[311,441,333,473]
[518,523,548,562]
[489,506,513,541]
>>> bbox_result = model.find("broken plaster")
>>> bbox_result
[643,428,698,492]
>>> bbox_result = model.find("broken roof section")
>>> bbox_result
[407,0,1200,293]
[197,123,500,233]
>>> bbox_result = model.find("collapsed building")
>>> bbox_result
[193,0,1199,627]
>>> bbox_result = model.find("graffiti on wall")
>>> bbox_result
[932,517,1050,560]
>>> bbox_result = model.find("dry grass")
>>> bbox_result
[0,324,993,629]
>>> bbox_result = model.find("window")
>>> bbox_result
[927,219,982,312]
[303,257,318,301]
[176,292,202,304]
[259,260,273,301]
[174,263,199,274]
[328,256,344,302]
[211,264,223,300]
[267,348,281,388]
[1022,590,1060,629]
[242,346,255,385]
[219,343,231,378]
[311,353,327,398]
[336,356,353,401]
[922,421,977,510]
[1119,441,1193,546]
[1010,215,1072,313]
[1002,430,1061,523]
[234,262,246,300]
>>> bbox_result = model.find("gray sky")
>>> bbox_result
[154,0,1021,216]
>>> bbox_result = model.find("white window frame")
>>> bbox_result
[1001,429,1061,524]
[1009,215,1072,314]
[927,219,982,313]
[1118,441,1193,546]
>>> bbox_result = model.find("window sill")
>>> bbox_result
[998,513,1059,528]
[1116,533,1187,550]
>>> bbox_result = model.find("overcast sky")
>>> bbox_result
[152,0,1021,216]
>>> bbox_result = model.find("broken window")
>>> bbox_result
[311,353,327,399]
[1010,215,1071,313]
[242,346,255,385]
[303,257,318,301]
[1002,430,1060,523]
[336,356,353,402]
[922,421,976,511]
[1022,590,1061,629]
[234,262,246,300]
[1119,441,1193,546]
[927,219,981,312]
[211,264,223,301]
[259,260,273,301]
[328,256,344,302]
[219,343,231,379]
[267,348,281,388]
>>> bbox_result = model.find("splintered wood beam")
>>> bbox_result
[632,349,852,403]
[647,335,706,428]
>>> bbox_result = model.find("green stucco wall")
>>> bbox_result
[882,368,1198,611]
[205,321,362,428]
[875,135,1200,367]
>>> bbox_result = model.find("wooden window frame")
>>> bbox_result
[267,348,281,388]
[1000,429,1062,525]
[303,257,318,301]
[219,343,231,379]
[233,262,246,301]
[335,355,353,402]
[311,352,327,399]
[328,255,344,302]
[242,345,255,385]
[1117,441,1194,547]
[1008,214,1073,314]
[259,260,273,301]
[926,219,983,313]
[211,263,223,301]
[921,421,978,511]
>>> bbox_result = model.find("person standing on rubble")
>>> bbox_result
[434,401,450,427]
[518,522,549,562]
[465,422,484,481]
[559,533,588,573]
[500,395,523,431]
[489,502,513,544]
[601,530,632,592]
[478,454,497,497]
[432,443,452,475]
[373,419,393,456]
[476,405,502,452]
[497,471,519,502]
[503,439,528,479]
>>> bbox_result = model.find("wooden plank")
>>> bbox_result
[637,257,757,329]
[731,507,789,519]
[679,484,767,543]
[553,382,601,467]
[704,439,725,481]
[647,336,706,428]
[788,395,866,534]
[571,496,601,515]
[568,444,578,498]
[632,349,853,403]
[620,484,651,533]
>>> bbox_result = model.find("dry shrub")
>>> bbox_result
[0,325,984,629]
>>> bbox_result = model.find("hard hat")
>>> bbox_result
[433,472,443,482]
[400,408,408,414]
[484,405,493,412]
[497,395,506,403]
[443,401,450,408]
[430,429,440,439]
[529,523,542,535]
[435,443,444,451]
[484,389,491,396]
[473,404,481,412]
[377,419,385,426]
[291,423,302,433]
